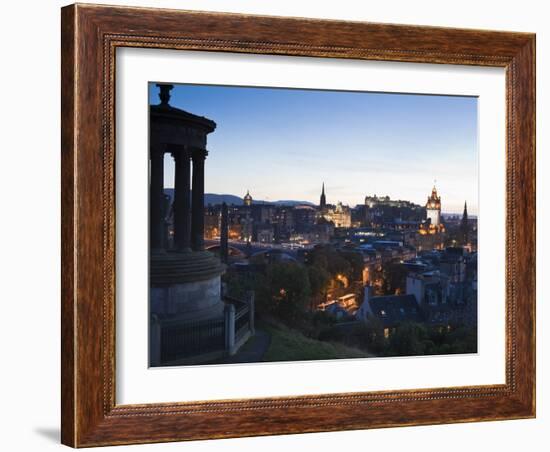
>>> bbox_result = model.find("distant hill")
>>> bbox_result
[163,189,314,207]
[271,200,315,206]
[164,189,240,205]
[205,193,244,206]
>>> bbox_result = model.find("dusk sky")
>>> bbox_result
[149,83,478,215]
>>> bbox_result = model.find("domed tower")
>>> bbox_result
[243,190,253,206]
[426,185,441,226]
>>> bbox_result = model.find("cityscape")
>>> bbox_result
[149,83,478,367]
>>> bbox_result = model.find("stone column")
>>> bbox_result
[191,148,207,251]
[173,148,191,251]
[150,146,165,251]
[220,202,228,264]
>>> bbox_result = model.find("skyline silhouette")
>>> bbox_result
[149,83,478,214]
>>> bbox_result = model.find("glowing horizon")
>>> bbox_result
[150,83,479,215]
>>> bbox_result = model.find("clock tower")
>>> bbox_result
[426,185,441,226]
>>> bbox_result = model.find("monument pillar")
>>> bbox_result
[220,202,229,264]
[150,146,165,251]
[173,148,191,251]
[191,148,207,251]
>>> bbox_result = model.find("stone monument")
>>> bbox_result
[149,84,225,322]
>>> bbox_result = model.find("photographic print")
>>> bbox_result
[61,6,535,444]
[148,82,478,367]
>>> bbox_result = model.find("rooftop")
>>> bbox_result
[368,294,423,327]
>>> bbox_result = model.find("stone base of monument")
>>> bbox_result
[151,277,225,321]
[149,250,254,366]
[150,250,225,320]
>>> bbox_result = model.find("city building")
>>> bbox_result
[363,194,424,228]
[417,185,446,249]
[406,271,449,306]
[356,285,422,337]
[323,201,352,228]
[293,205,317,228]
[426,185,442,226]
[255,224,275,244]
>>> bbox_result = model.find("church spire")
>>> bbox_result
[460,200,469,245]
[320,182,326,210]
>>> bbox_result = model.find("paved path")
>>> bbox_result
[218,329,271,364]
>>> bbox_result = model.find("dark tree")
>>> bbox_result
[386,322,429,356]
[308,265,331,299]
[381,263,409,295]
[355,317,387,354]
[309,245,352,280]
[258,262,312,321]
[339,250,364,282]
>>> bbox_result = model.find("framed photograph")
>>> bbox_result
[61,3,535,447]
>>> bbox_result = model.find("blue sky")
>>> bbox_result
[149,83,478,214]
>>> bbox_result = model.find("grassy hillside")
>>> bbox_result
[262,322,370,362]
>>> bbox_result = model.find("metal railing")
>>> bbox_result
[150,292,255,366]
[159,316,225,363]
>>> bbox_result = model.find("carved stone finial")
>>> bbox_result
[156,83,174,106]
